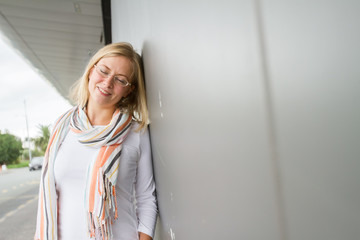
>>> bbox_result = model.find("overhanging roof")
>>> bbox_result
[0,0,105,100]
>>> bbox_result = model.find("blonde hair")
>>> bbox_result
[70,42,149,130]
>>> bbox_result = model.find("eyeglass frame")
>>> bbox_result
[93,64,132,87]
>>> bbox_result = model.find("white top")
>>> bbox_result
[54,123,157,240]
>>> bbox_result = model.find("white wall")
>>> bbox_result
[262,1,360,239]
[112,1,360,239]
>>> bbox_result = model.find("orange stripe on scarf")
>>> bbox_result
[71,128,82,134]
[88,144,119,211]
[112,114,132,137]
[44,128,57,156]
[40,188,44,240]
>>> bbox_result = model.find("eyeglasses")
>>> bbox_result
[93,64,131,87]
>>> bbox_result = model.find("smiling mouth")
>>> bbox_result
[97,86,111,96]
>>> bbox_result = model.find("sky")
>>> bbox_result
[0,36,72,141]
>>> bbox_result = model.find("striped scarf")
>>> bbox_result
[35,106,132,240]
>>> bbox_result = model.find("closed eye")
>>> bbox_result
[115,77,128,85]
[99,67,109,75]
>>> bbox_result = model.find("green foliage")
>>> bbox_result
[32,124,50,155]
[0,133,23,165]
[8,160,29,169]
[22,148,44,160]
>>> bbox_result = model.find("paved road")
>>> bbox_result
[0,167,41,240]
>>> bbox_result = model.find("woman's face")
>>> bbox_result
[88,56,133,111]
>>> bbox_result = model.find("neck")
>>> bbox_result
[85,103,116,126]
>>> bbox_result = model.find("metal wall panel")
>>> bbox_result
[112,1,282,239]
[262,1,360,239]
[112,0,360,239]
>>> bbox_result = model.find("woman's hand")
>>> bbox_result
[139,232,152,240]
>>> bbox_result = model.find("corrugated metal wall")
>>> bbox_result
[111,1,360,239]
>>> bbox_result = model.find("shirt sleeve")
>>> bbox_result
[135,127,158,238]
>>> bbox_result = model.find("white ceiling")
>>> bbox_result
[0,0,105,100]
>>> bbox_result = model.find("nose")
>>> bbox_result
[102,75,114,88]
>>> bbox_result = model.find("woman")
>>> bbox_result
[35,43,157,240]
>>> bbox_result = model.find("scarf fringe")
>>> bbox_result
[88,176,119,240]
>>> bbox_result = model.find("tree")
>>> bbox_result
[0,132,23,165]
[32,124,50,154]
